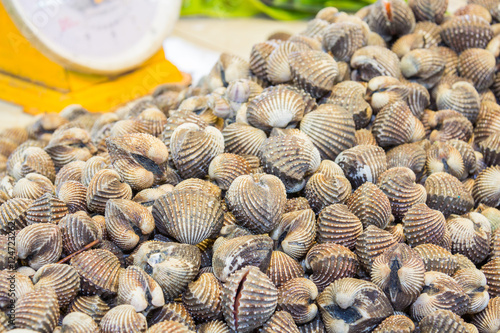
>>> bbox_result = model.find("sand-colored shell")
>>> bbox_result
[226,173,286,234]
[300,104,356,161]
[317,278,394,333]
[455,3,492,21]
[384,223,405,244]
[371,243,426,310]
[58,312,99,333]
[108,119,149,139]
[27,112,68,141]
[372,314,415,333]
[13,173,54,201]
[401,49,445,89]
[418,309,470,333]
[159,111,207,152]
[222,266,278,333]
[410,271,470,321]
[322,22,367,62]
[356,225,398,272]
[391,32,427,59]
[0,127,28,146]
[491,230,500,259]
[7,146,55,183]
[355,129,378,146]
[70,248,121,297]
[182,272,222,321]
[54,160,85,193]
[448,214,491,264]
[25,193,67,225]
[406,82,431,119]
[284,197,311,213]
[67,295,110,325]
[402,203,447,247]
[59,211,101,254]
[0,197,33,233]
[473,166,500,207]
[86,169,132,214]
[471,296,500,333]
[453,268,489,314]
[44,127,96,169]
[117,265,164,313]
[481,258,500,298]
[377,167,426,220]
[324,81,371,129]
[56,180,87,214]
[277,278,318,325]
[270,209,316,260]
[80,156,109,187]
[426,110,473,143]
[208,153,251,190]
[440,15,493,53]
[414,244,457,275]
[265,42,306,84]
[317,204,363,250]
[222,123,267,156]
[212,234,273,282]
[299,18,329,39]
[197,320,230,333]
[32,263,80,309]
[148,302,195,330]
[100,304,147,333]
[367,0,415,41]
[458,48,496,91]
[335,144,387,189]
[260,311,300,333]
[425,172,473,217]
[133,241,201,300]
[0,270,34,311]
[174,178,221,199]
[153,190,223,245]
[136,107,167,137]
[351,46,401,81]
[16,223,62,270]
[266,250,304,288]
[288,50,338,98]
[14,289,59,333]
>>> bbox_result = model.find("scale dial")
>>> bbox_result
[2,0,182,75]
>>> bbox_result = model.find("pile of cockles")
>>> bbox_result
[0,0,500,332]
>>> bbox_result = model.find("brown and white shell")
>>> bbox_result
[57,180,87,213]
[317,204,363,250]
[418,309,470,333]
[182,272,222,321]
[32,263,80,309]
[472,166,500,207]
[304,172,352,214]
[371,243,426,310]
[435,81,481,123]
[317,278,394,333]
[386,143,426,180]
[427,110,473,143]
[14,289,60,333]
[26,193,68,225]
[351,46,401,81]
[7,146,55,182]
[425,172,474,217]
[347,182,393,230]
[300,104,356,161]
[406,82,431,119]
[453,268,489,314]
[226,173,286,234]
[355,225,398,272]
[222,266,278,333]
[86,169,132,214]
[147,301,195,330]
[100,304,147,333]
[174,178,221,198]
[402,203,447,248]
[44,126,96,170]
[266,250,304,288]
[0,270,34,311]
[408,0,447,23]
[481,258,500,298]
[13,173,54,200]
[147,321,195,333]
[400,49,445,89]
[447,214,491,264]
[414,243,457,275]
[54,160,85,193]
[284,197,311,213]
[208,153,251,190]
[367,0,415,41]
[66,295,110,325]
[58,312,100,333]
[440,15,493,53]
[372,314,415,333]
[278,278,318,325]
[81,155,109,187]
[117,265,164,312]
[16,223,62,270]
[222,123,267,156]
[0,198,32,233]
[322,22,367,62]
[260,311,300,333]
[458,48,496,91]
[305,243,358,292]
[59,211,102,254]
[471,296,500,333]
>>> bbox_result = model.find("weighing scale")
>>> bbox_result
[0,0,187,115]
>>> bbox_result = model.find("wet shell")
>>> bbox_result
[100,304,147,333]
[471,296,500,333]
[372,314,415,333]
[222,123,267,156]
[402,203,447,247]
[288,50,338,98]
[170,123,224,179]
[386,143,426,179]
[117,265,164,312]
[148,302,195,330]
[133,241,201,300]
[425,172,474,217]
[197,320,230,333]
[208,153,251,190]
[299,104,356,161]
[453,268,489,314]
[371,243,426,310]
[153,190,223,245]
[270,209,316,260]
[473,166,500,207]
[222,266,278,333]
[32,263,80,309]
[25,193,67,225]
[70,248,121,297]
[54,161,85,192]
[13,173,54,200]
[351,46,401,81]
[86,169,132,214]
[335,144,387,189]
[174,178,221,199]
[305,243,358,292]
[355,225,398,272]
[355,129,378,146]
[7,146,55,183]
[481,258,500,298]
[14,289,59,333]
[66,295,110,325]
[212,234,273,282]
[448,214,491,264]
[16,223,62,270]
[317,278,394,333]
[226,173,286,234]
[59,211,101,254]
[440,15,493,53]
[322,22,367,62]
[57,180,87,213]
[317,204,363,250]
[182,272,222,321]
[277,278,318,325]
[0,198,32,233]
[410,271,470,321]
[418,309,470,333]
[58,312,99,333]
[377,167,427,220]
[260,311,301,333]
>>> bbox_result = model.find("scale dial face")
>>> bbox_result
[2,0,181,74]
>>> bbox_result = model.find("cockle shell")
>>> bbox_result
[402,203,447,247]
[54,161,85,193]
[300,18,329,39]
[133,241,201,300]
[284,197,311,213]
[386,143,426,180]
[314,160,345,178]
[57,180,87,214]
[481,258,500,298]
[249,41,280,80]
[453,268,489,314]
[58,312,99,333]
[66,295,110,325]
[372,314,415,333]
[475,101,500,144]
[174,178,221,198]
[222,123,267,156]
[427,110,473,143]
[322,22,367,62]
[418,310,470,333]
[297,315,326,333]
[448,139,477,177]
[366,76,409,114]
[473,166,500,207]
[147,321,194,333]
[226,173,286,234]
[7,146,55,183]
[317,278,394,333]
[305,243,358,292]
[117,265,164,312]
[136,107,167,137]
[471,296,500,333]
[355,129,378,146]
[447,214,491,264]
[32,263,80,309]
[435,81,481,123]
[351,46,401,81]
[278,278,318,324]
[14,289,59,333]
[70,248,121,297]
[356,225,398,272]
[324,81,371,129]
[304,173,352,214]
[414,243,457,275]
[264,41,303,84]
[0,270,34,311]
[367,0,415,41]
[100,304,147,333]
[208,153,251,190]
[440,15,493,53]
[410,271,470,321]
[317,204,363,250]
[16,223,62,270]
[300,104,356,161]
[86,169,132,214]
[479,133,500,167]
[80,156,109,187]
[13,173,54,200]
[222,266,278,333]
[59,211,102,254]
[147,302,195,330]
[266,251,304,288]
[347,182,393,229]
[270,209,316,260]
[458,48,496,91]
[0,198,32,233]
[455,4,492,22]
[371,243,426,310]
[109,119,149,139]
[425,172,474,217]
[401,49,445,89]
[260,311,300,333]
[182,272,222,321]
[44,127,96,170]
[197,320,230,333]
